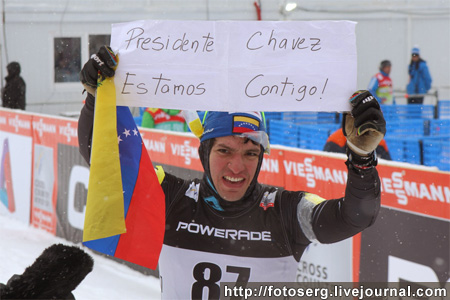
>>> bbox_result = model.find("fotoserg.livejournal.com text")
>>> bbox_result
[221,283,448,299]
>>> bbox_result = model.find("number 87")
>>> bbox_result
[192,262,251,300]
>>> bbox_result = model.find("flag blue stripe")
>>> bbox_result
[83,235,121,255]
[117,106,142,217]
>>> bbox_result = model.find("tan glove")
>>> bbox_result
[343,90,387,156]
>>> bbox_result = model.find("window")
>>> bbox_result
[54,37,81,83]
[89,34,111,56]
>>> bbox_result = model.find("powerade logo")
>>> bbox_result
[176,221,271,241]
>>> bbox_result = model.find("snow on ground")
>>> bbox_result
[0,214,161,299]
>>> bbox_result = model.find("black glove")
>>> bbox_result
[343,90,386,156]
[0,244,94,299]
[79,45,118,96]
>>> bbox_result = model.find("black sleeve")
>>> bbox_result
[279,190,312,258]
[376,145,392,160]
[311,164,381,244]
[160,172,194,213]
[323,141,346,154]
[77,93,95,165]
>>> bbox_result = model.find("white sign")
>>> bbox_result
[110,20,356,112]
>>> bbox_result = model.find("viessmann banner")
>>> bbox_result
[0,108,448,285]
[141,128,450,221]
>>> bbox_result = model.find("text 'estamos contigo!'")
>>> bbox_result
[124,27,215,53]
[121,73,206,96]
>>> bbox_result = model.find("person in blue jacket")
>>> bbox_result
[406,46,432,104]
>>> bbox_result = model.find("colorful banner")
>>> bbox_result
[141,130,450,221]
[0,110,33,224]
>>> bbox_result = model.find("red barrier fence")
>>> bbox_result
[0,108,448,284]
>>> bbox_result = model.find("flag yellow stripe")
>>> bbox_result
[234,116,259,126]
[83,76,126,242]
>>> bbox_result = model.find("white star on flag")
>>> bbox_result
[123,128,131,137]
[133,128,138,136]
[118,135,123,144]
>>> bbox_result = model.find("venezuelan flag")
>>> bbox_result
[232,115,260,133]
[82,76,165,270]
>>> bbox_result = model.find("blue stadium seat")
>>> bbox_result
[268,120,300,148]
[381,104,435,120]
[264,112,283,133]
[264,105,448,170]
[264,112,283,121]
[298,123,340,150]
[437,100,450,119]
[429,119,450,136]
[422,136,450,171]
[281,111,338,125]
[384,137,421,164]
[385,119,425,137]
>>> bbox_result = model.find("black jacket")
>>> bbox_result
[2,62,26,110]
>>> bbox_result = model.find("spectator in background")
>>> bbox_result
[368,60,393,105]
[141,108,188,132]
[2,62,26,110]
[406,46,432,104]
[324,128,392,160]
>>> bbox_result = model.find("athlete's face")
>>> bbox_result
[209,136,261,202]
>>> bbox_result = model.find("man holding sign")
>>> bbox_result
[78,24,385,299]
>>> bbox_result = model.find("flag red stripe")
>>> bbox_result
[115,143,165,269]
[233,127,253,133]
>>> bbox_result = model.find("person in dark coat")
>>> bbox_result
[0,243,94,299]
[2,62,26,110]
